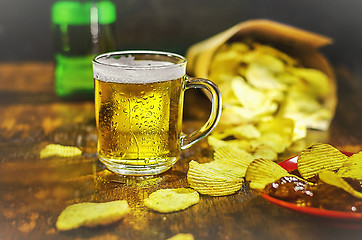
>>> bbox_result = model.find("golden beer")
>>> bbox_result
[93,50,222,175]
[94,77,184,172]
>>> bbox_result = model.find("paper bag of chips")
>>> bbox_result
[186,19,337,155]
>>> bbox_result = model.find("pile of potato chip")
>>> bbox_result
[188,145,256,196]
[187,143,362,199]
[245,143,362,199]
[207,40,333,158]
[187,145,254,196]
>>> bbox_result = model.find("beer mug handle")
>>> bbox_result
[180,77,222,150]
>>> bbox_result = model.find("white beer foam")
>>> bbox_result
[93,55,185,83]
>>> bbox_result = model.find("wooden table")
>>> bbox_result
[0,62,361,240]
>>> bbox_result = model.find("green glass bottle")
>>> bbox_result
[52,0,116,99]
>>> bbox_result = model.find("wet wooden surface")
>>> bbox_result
[0,62,361,240]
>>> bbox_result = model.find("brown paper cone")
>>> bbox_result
[186,19,337,128]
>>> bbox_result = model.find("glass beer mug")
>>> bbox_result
[92,50,222,175]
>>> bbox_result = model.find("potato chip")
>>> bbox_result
[252,43,299,66]
[276,71,300,85]
[187,160,244,196]
[188,160,245,181]
[207,135,228,149]
[252,145,278,161]
[208,136,254,153]
[245,63,287,90]
[319,170,362,199]
[297,143,348,179]
[56,200,130,231]
[263,89,285,103]
[231,76,267,109]
[227,101,278,122]
[246,52,286,74]
[255,118,295,153]
[245,158,290,190]
[167,233,195,240]
[291,123,307,142]
[189,184,242,196]
[188,173,243,187]
[229,42,250,53]
[290,67,331,98]
[209,49,245,80]
[250,133,289,154]
[218,82,239,105]
[278,88,332,131]
[257,118,294,137]
[144,188,199,213]
[207,136,248,151]
[216,106,249,126]
[220,124,261,139]
[213,145,254,168]
[40,144,82,158]
[337,151,362,180]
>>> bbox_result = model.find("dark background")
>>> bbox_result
[0,0,361,89]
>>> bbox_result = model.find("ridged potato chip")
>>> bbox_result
[40,144,82,158]
[144,188,199,213]
[213,145,254,170]
[337,151,362,180]
[56,200,130,231]
[207,136,253,153]
[188,160,245,182]
[187,160,244,196]
[297,143,348,179]
[319,170,362,199]
[245,158,290,190]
